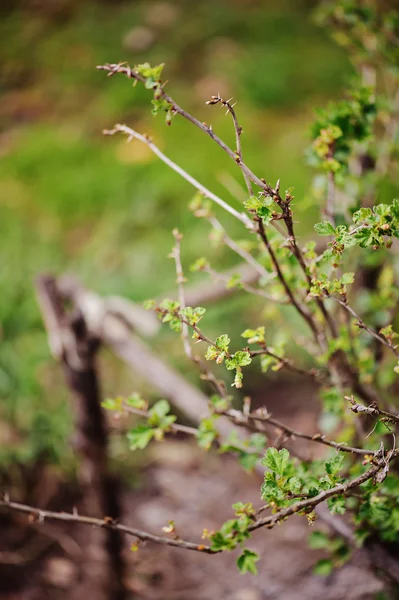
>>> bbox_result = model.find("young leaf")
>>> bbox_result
[261,447,290,476]
[127,424,155,450]
[314,221,336,236]
[236,549,260,575]
[313,558,333,577]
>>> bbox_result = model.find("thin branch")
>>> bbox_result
[325,168,336,227]
[206,93,253,196]
[181,262,260,306]
[208,214,270,280]
[121,402,199,436]
[203,264,286,303]
[104,124,254,231]
[0,498,215,554]
[273,191,337,339]
[225,407,377,456]
[169,233,228,399]
[330,295,399,358]
[171,229,193,359]
[255,217,322,347]
[347,396,399,425]
[248,348,323,381]
[97,63,276,196]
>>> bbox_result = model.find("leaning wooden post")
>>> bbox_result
[35,274,127,600]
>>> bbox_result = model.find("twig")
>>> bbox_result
[182,262,260,306]
[330,296,399,358]
[248,349,322,381]
[203,264,286,303]
[206,93,253,196]
[170,233,228,399]
[346,396,399,425]
[225,408,377,456]
[103,124,254,230]
[97,63,276,196]
[325,169,336,227]
[0,498,215,554]
[171,229,192,359]
[208,215,269,279]
[255,217,322,347]
[121,402,199,436]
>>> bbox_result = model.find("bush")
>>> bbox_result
[2,0,399,585]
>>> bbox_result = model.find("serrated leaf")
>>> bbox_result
[215,334,230,351]
[340,272,355,285]
[237,549,259,575]
[261,447,290,476]
[325,454,344,477]
[327,495,346,515]
[314,221,336,236]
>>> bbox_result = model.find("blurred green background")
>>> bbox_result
[0,0,353,465]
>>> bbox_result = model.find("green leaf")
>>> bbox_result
[237,549,260,575]
[101,397,121,411]
[225,357,237,370]
[242,326,265,344]
[227,273,241,289]
[215,334,230,351]
[244,196,263,211]
[239,452,259,472]
[258,206,273,223]
[249,433,267,451]
[353,207,372,223]
[327,495,346,515]
[197,416,218,450]
[313,558,333,577]
[190,257,209,272]
[143,299,156,310]
[127,424,155,450]
[340,272,355,285]
[325,454,344,478]
[287,476,301,494]
[261,447,290,476]
[149,399,170,420]
[233,502,255,517]
[234,351,252,367]
[205,346,218,361]
[125,393,147,410]
[209,395,229,413]
[309,530,330,549]
[136,62,165,80]
[314,221,336,236]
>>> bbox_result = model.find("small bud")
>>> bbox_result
[131,541,140,552]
